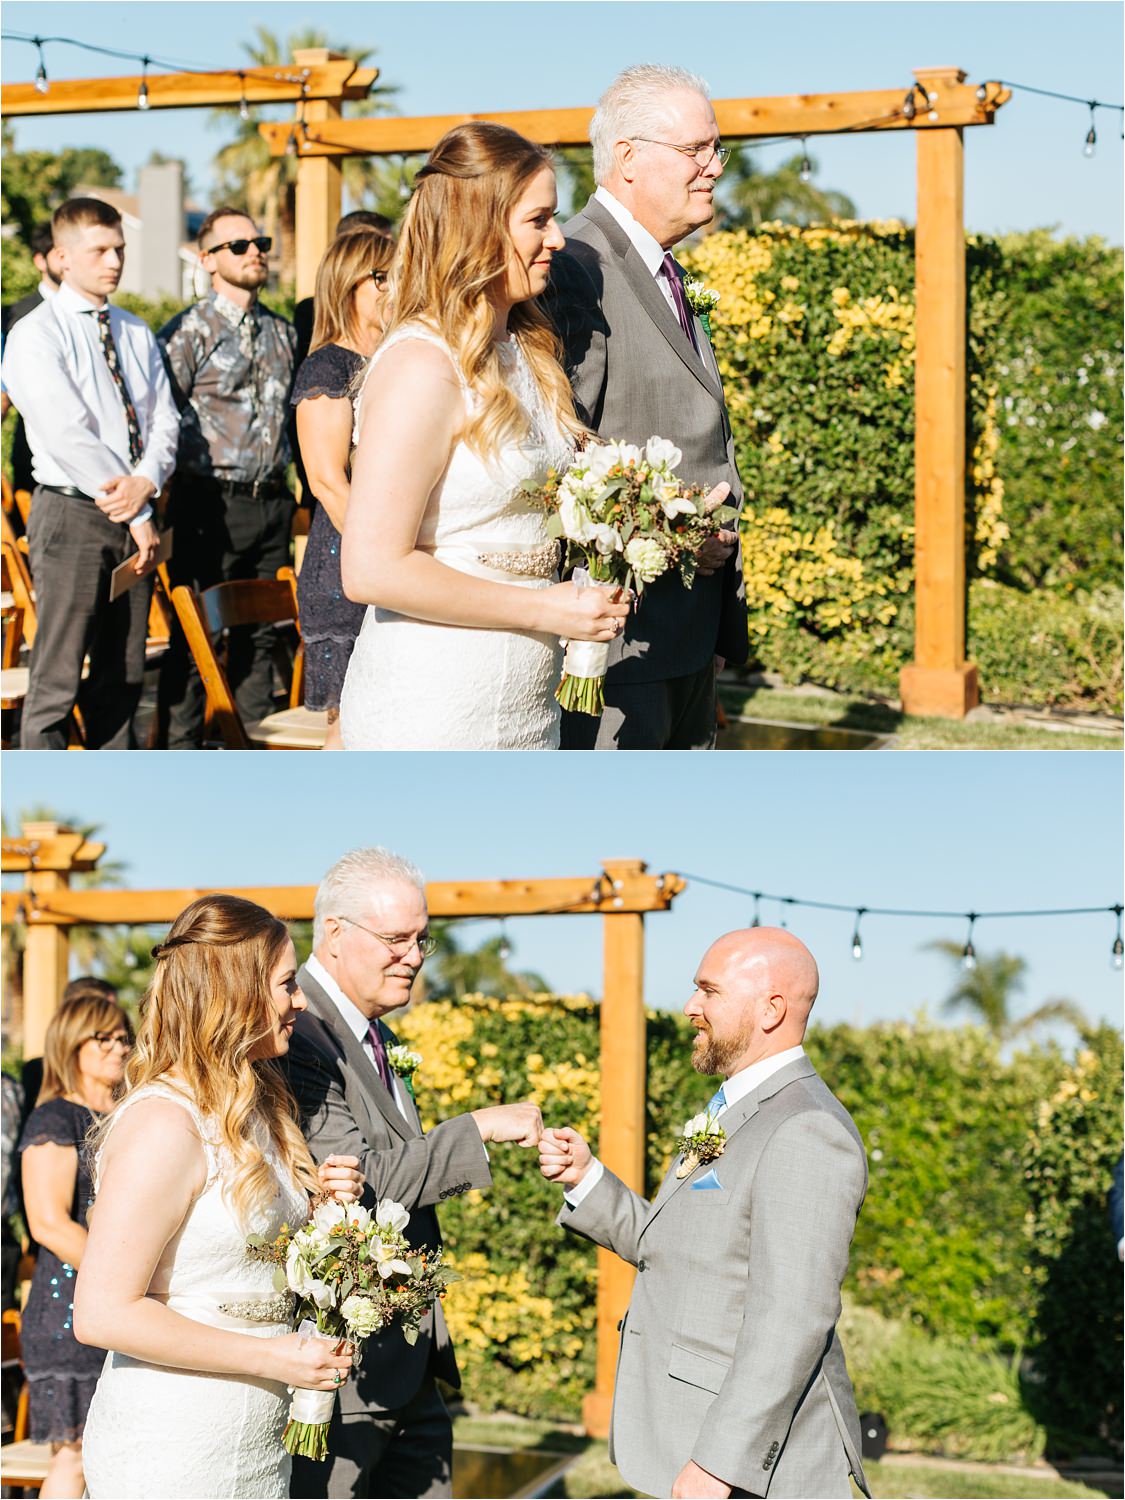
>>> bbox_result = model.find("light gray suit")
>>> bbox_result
[284,968,491,1498]
[559,1057,870,1499]
[549,194,749,749]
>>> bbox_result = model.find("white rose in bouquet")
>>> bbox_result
[375,1200,410,1235]
[624,536,668,585]
[645,435,683,470]
[559,493,599,544]
[340,1295,385,1338]
[592,523,624,557]
[312,1200,346,1234]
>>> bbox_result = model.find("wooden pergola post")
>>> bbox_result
[585,859,649,1437]
[292,48,345,301]
[899,66,981,718]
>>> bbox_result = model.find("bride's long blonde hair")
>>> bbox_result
[93,894,318,1224]
[382,121,587,462]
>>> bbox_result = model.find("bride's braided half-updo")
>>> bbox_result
[96,894,318,1224]
[380,121,587,462]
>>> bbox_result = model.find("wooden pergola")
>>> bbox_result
[2,60,1012,713]
[1,821,682,1435]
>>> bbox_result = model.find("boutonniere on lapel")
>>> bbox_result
[385,1045,422,1098]
[682,276,720,342]
[674,1110,727,1179]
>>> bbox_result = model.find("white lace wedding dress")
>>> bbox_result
[82,1084,309,1499]
[339,325,574,750]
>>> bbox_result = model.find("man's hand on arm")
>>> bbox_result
[470,1102,543,1147]
[97,473,156,524]
[538,1126,593,1188]
[672,1459,733,1499]
[695,483,736,577]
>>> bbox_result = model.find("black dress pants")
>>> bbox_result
[20,488,151,749]
[289,1375,453,1499]
[157,479,293,748]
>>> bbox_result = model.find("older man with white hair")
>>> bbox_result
[551,64,749,750]
[285,846,543,1500]
[540,927,870,1499]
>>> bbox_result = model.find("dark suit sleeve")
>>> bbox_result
[545,247,607,429]
[283,1032,492,1212]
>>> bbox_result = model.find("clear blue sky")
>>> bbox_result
[3,1,1123,242]
[3,751,1122,1038]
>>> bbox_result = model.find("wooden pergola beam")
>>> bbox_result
[260,79,1008,158]
[1,60,376,116]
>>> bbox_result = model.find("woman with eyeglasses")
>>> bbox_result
[17,991,132,1497]
[292,227,395,750]
[75,895,363,1499]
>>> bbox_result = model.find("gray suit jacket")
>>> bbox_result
[559,1057,870,1499]
[548,195,749,682]
[283,967,491,1414]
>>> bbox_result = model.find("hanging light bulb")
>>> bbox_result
[238,74,251,122]
[398,157,413,201]
[961,914,978,971]
[1112,906,1124,971]
[851,908,866,962]
[799,140,812,184]
[975,83,987,103]
[1084,104,1097,158]
[750,893,761,929]
[137,58,151,111]
[497,924,512,963]
[34,39,49,94]
[902,90,916,122]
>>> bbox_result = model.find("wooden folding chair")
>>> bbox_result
[1,1309,51,1492]
[169,573,326,749]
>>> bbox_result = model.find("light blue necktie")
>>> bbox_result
[706,1084,727,1119]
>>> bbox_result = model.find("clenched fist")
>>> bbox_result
[470,1102,543,1147]
[538,1126,593,1187]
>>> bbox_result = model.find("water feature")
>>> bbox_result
[453,1445,573,1499]
[717,717,888,750]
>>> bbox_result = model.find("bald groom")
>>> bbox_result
[540,929,870,1499]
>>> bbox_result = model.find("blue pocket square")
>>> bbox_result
[691,1168,724,1191]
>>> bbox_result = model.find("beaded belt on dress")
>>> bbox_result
[474,541,561,579]
[154,1289,295,1329]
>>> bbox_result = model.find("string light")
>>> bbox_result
[497,923,512,963]
[961,914,978,972]
[238,72,250,122]
[33,36,48,93]
[1084,103,1097,157]
[750,893,761,928]
[798,137,812,183]
[677,872,1124,968]
[137,56,150,111]
[851,909,866,962]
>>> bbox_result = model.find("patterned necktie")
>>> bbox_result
[94,308,144,465]
[365,1020,393,1091]
[706,1084,727,1118]
[659,252,700,354]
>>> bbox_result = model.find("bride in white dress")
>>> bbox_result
[76,896,362,1499]
[338,122,631,750]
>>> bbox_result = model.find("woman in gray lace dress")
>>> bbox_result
[292,227,394,749]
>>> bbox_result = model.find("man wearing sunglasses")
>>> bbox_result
[156,207,298,748]
[285,846,543,1500]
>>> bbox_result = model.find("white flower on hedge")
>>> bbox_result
[624,536,668,584]
[312,1200,346,1234]
[645,436,683,471]
[340,1295,384,1337]
[593,523,624,556]
[375,1200,410,1236]
[559,493,599,544]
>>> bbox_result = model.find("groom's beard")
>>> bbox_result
[691,1021,754,1077]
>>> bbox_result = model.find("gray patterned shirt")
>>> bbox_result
[158,292,297,484]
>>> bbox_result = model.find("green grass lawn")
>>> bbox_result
[452,1418,1114,1500]
[718,683,1121,751]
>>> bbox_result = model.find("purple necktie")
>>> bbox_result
[660,252,700,354]
[365,1020,393,1091]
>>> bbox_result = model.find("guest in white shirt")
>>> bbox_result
[0,197,179,749]
[1,221,64,484]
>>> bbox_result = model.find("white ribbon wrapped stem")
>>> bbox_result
[288,1319,341,1425]
[562,567,613,678]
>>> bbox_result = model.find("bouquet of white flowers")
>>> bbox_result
[523,437,738,715]
[247,1198,458,1460]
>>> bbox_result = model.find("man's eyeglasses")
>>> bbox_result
[87,1030,134,1053]
[340,916,437,959]
[631,137,731,169]
[206,236,272,257]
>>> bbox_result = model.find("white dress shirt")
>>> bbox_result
[593,185,685,326]
[0,280,180,525]
[303,953,409,1120]
[564,1044,807,1207]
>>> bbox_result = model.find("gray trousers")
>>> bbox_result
[20,487,151,749]
[289,1375,452,1500]
[561,659,717,750]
